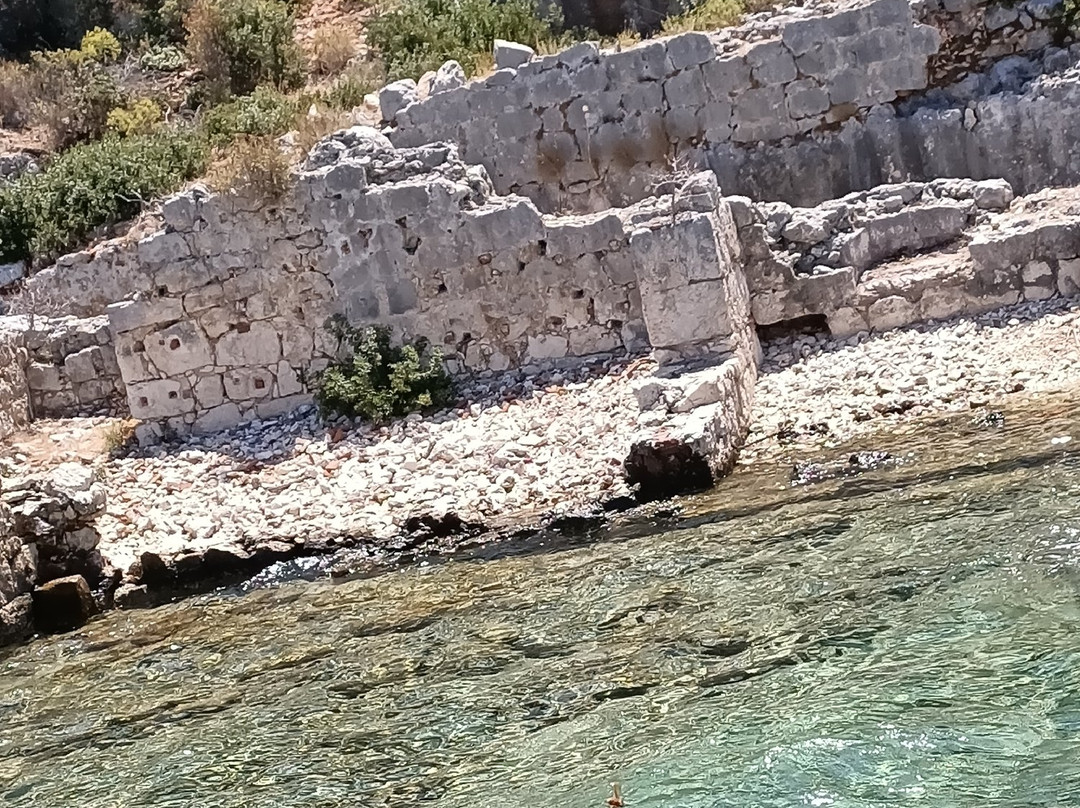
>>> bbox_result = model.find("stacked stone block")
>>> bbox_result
[94,130,748,435]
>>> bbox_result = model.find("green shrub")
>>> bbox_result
[139,43,187,70]
[366,0,554,80]
[0,129,208,263]
[311,318,454,422]
[80,26,122,61]
[185,0,305,97]
[107,97,162,136]
[202,84,297,143]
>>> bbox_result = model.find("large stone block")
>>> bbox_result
[127,378,195,419]
[143,321,213,376]
[215,321,282,366]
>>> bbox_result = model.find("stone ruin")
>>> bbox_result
[2,0,1080,484]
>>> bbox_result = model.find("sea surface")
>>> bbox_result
[3,395,1080,807]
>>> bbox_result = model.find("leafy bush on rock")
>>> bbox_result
[311,317,454,422]
[184,0,305,97]
[366,0,553,80]
[0,129,208,263]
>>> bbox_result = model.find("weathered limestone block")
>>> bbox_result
[143,321,213,376]
[127,378,194,419]
[494,39,534,70]
[379,79,418,123]
[215,322,281,367]
[431,60,466,94]
[624,354,755,499]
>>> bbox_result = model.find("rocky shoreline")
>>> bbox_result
[3,294,1080,639]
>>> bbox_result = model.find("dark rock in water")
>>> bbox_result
[700,635,751,657]
[791,451,897,486]
[32,575,96,632]
[624,437,713,501]
[403,512,485,541]
[113,583,152,610]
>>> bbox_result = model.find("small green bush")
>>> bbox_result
[80,26,122,61]
[366,0,554,80]
[311,318,454,422]
[0,129,208,263]
[140,43,187,70]
[185,0,305,97]
[107,97,162,136]
[202,84,298,143]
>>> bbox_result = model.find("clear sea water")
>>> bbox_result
[3,395,1080,808]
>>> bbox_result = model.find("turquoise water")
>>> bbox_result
[2,398,1080,807]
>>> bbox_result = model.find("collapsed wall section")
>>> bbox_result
[733,180,1080,336]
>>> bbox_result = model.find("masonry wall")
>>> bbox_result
[91,132,747,435]
[23,317,125,418]
[385,0,1061,213]
[0,323,29,441]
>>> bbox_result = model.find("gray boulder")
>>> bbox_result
[431,60,466,94]
[378,79,418,123]
[494,39,535,70]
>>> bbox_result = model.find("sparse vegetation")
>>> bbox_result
[0,129,208,263]
[366,0,554,80]
[206,133,292,198]
[310,318,454,422]
[309,24,357,76]
[102,419,138,455]
[662,0,772,34]
[184,0,306,97]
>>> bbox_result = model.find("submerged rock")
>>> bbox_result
[791,450,897,485]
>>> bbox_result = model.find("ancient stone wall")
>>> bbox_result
[80,131,748,435]
[732,181,1080,336]
[23,316,126,418]
[0,322,29,441]
[0,315,125,425]
[712,47,1080,205]
[384,0,1062,213]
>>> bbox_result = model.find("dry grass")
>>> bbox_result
[207,134,292,200]
[309,24,358,76]
[103,418,138,455]
[0,61,36,129]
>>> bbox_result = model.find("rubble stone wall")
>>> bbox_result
[22,317,126,419]
[87,132,749,435]
[386,0,1062,212]
[733,182,1080,336]
[0,323,29,441]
